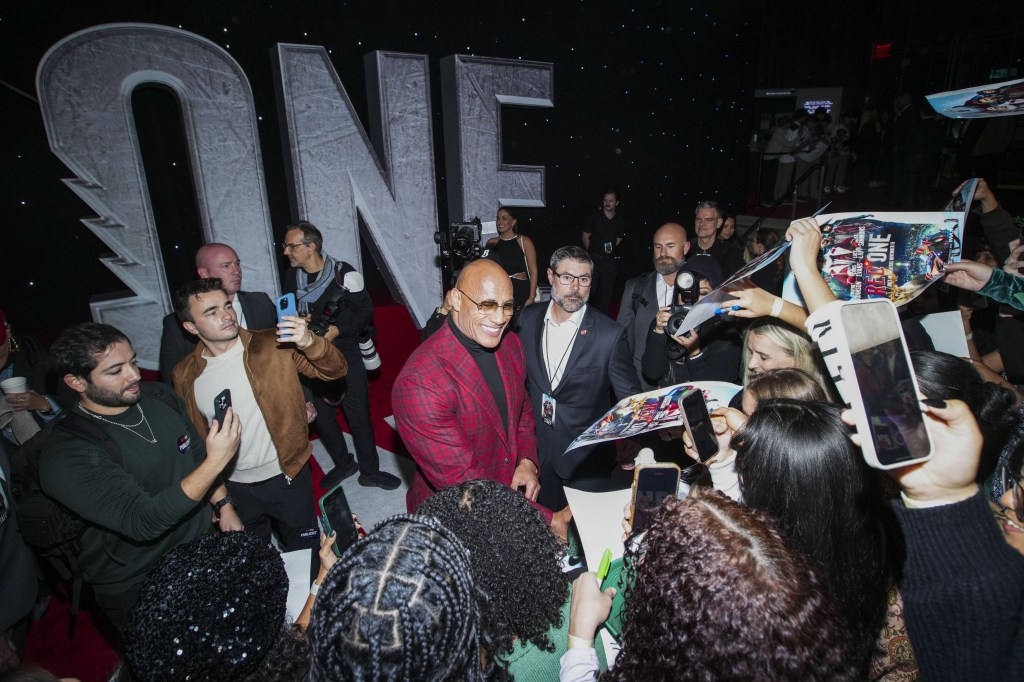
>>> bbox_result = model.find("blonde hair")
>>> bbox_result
[742,319,831,393]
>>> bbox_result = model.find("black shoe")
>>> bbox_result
[358,471,401,490]
[321,461,359,489]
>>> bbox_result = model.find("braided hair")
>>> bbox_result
[417,480,568,658]
[308,514,506,681]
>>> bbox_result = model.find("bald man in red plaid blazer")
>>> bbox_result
[393,261,563,532]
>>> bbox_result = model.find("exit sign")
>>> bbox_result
[873,43,894,59]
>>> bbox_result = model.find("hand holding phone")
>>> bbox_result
[806,299,933,469]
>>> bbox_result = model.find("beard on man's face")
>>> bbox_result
[84,381,141,408]
[655,255,681,276]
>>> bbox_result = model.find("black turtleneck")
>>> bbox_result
[447,316,508,432]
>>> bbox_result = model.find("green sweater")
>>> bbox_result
[39,393,211,594]
[503,559,628,681]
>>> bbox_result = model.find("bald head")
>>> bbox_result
[451,259,514,348]
[196,243,242,296]
[652,223,689,277]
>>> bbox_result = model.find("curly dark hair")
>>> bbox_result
[732,399,896,671]
[308,514,508,682]
[417,480,568,659]
[606,490,859,681]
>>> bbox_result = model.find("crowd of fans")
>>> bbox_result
[1,172,1023,682]
[759,94,977,210]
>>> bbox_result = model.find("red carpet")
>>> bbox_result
[19,302,422,680]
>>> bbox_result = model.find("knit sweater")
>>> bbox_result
[892,491,1024,679]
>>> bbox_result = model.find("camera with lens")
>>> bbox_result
[665,268,717,362]
[434,218,483,262]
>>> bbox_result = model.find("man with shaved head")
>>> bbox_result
[393,260,568,539]
[617,222,690,390]
[159,243,276,383]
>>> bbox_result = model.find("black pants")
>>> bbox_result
[307,343,380,475]
[590,256,617,313]
[225,463,319,553]
[95,585,142,634]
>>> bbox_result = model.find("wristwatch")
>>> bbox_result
[211,494,237,518]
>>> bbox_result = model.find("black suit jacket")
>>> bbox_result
[158,290,276,384]
[516,302,642,510]
[616,271,661,391]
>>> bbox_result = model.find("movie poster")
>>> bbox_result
[814,212,962,306]
[926,79,1024,119]
[564,381,741,452]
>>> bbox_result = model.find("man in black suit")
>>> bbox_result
[517,246,642,511]
[617,222,690,390]
[159,243,276,383]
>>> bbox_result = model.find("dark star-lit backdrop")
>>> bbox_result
[2,1,762,335]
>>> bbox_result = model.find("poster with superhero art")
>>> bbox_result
[926,79,1024,119]
[819,213,961,305]
[564,381,741,453]
[783,211,964,308]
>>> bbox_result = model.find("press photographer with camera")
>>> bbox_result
[282,221,399,491]
[640,257,742,386]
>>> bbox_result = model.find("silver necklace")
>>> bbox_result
[77,403,158,444]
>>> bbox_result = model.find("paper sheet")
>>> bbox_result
[918,310,970,358]
[281,548,312,624]
[564,486,632,569]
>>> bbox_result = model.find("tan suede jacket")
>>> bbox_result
[172,328,346,479]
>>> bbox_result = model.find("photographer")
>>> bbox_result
[282,221,399,491]
[641,258,742,386]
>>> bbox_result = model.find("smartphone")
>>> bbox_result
[681,390,718,462]
[213,388,231,424]
[276,293,297,323]
[318,483,360,557]
[838,299,933,469]
[629,463,681,532]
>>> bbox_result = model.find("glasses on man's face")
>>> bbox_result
[457,289,515,316]
[999,457,1024,520]
[282,241,310,252]
[553,272,593,287]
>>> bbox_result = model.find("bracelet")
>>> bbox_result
[568,634,594,649]
[964,332,973,341]
[769,297,784,318]
[309,582,321,597]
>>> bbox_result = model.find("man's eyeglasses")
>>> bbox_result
[281,241,310,251]
[458,289,515,316]
[998,454,1023,520]
[553,272,593,287]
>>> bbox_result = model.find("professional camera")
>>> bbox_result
[434,218,483,262]
[665,267,718,362]
[665,269,702,337]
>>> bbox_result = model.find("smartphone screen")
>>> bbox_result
[841,302,931,467]
[318,486,359,557]
[277,293,297,323]
[681,391,718,462]
[213,388,232,425]
[631,465,680,531]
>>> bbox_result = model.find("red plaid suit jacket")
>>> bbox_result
[392,322,550,522]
